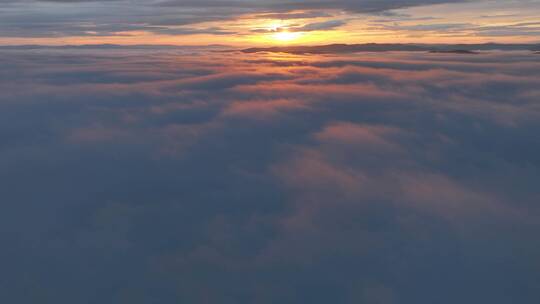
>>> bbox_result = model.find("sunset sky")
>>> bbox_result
[1,0,540,45]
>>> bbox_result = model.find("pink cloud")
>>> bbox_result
[222,98,308,119]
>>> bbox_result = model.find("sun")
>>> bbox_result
[272,31,303,42]
[247,22,307,44]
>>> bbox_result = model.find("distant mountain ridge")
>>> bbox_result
[2,43,539,54]
[0,44,229,50]
[241,43,540,54]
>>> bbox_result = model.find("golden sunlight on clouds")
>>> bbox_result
[246,30,340,46]
[234,13,352,45]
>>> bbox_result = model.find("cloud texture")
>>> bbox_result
[1,0,539,42]
[1,48,540,303]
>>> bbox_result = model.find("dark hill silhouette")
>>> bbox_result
[241,43,540,54]
[429,50,479,54]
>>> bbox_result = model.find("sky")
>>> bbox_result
[1,47,540,303]
[1,0,540,45]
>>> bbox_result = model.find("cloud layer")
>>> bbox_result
[1,48,540,303]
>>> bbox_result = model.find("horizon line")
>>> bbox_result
[1,42,539,48]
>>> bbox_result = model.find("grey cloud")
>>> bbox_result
[253,10,332,20]
[252,19,347,33]
[380,22,473,31]
[368,20,540,37]
[290,19,347,31]
[158,0,471,13]
[1,47,539,303]
[151,26,236,36]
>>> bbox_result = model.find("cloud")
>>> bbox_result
[158,0,471,13]
[1,47,539,303]
[253,10,333,20]
[290,19,348,32]
[251,19,347,33]
[1,0,539,41]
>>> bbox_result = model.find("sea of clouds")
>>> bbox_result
[1,48,539,303]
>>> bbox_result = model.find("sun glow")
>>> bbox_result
[245,18,363,46]
[272,31,303,42]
